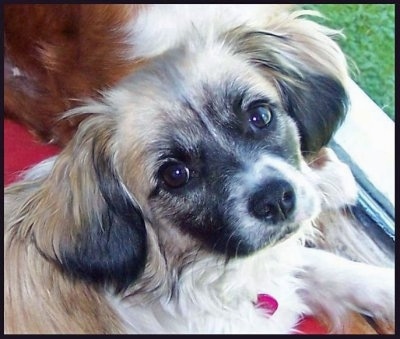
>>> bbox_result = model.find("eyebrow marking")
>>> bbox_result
[181,96,234,155]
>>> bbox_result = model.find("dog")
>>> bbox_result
[4,4,394,334]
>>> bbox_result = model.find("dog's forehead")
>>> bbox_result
[115,44,280,144]
[111,43,289,196]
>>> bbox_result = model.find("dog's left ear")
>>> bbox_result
[32,115,147,293]
[230,12,349,155]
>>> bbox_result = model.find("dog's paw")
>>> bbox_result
[306,147,358,210]
[300,248,394,329]
[349,265,395,325]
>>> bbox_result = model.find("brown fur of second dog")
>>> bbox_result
[4,4,145,145]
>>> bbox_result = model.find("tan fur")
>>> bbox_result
[4,116,124,333]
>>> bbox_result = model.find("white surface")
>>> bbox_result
[333,79,394,207]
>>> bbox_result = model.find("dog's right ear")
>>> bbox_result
[32,115,147,292]
[227,11,349,156]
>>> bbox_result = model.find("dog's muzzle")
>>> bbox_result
[248,178,295,224]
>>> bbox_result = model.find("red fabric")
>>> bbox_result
[296,316,328,334]
[4,119,328,334]
[4,119,60,186]
[256,294,328,334]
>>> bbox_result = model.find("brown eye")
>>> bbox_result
[160,161,190,188]
[248,105,272,129]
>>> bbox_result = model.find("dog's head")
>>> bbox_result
[19,9,349,291]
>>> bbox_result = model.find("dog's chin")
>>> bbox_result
[214,222,302,258]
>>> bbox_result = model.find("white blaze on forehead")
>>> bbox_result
[243,155,304,187]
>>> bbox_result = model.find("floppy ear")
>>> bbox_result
[277,72,348,156]
[33,115,147,292]
[229,11,349,155]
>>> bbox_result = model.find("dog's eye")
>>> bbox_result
[248,105,272,129]
[160,161,190,188]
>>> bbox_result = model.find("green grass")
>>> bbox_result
[304,4,395,120]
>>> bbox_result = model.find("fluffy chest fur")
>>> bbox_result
[110,236,311,334]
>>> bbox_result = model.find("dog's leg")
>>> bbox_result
[298,247,394,331]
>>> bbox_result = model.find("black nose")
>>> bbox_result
[249,179,295,223]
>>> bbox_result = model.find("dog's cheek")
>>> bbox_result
[161,195,261,256]
[150,188,227,247]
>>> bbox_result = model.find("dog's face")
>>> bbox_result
[99,24,347,261]
[20,15,349,291]
[111,46,323,257]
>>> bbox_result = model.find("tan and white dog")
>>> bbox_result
[4,4,394,334]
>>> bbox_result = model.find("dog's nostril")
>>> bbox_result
[249,180,295,223]
[281,190,294,209]
[264,205,273,220]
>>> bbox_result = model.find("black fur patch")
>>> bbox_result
[278,74,348,155]
[60,138,147,292]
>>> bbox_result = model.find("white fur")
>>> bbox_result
[304,147,359,209]
[299,247,395,326]
[22,156,57,181]
[124,5,287,59]
[111,238,310,334]
[109,236,394,334]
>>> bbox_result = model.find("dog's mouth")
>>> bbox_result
[158,174,320,259]
[211,178,318,258]
[209,218,303,258]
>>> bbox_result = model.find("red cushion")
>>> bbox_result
[4,118,328,334]
[4,119,60,186]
